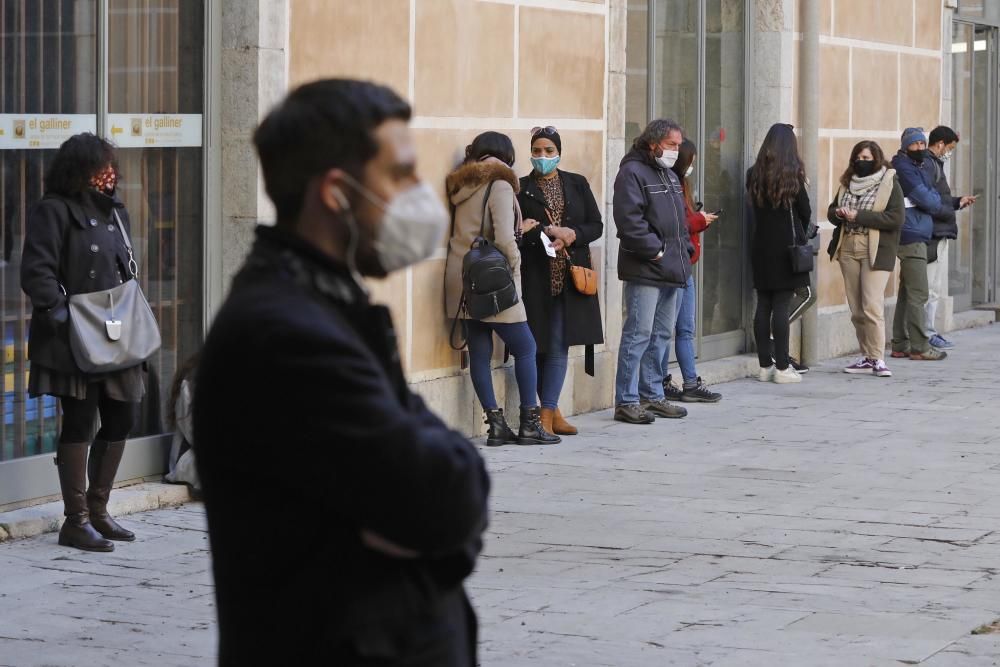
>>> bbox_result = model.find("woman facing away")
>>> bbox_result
[746,123,813,384]
[21,133,148,552]
[516,126,604,436]
[444,131,560,446]
[827,140,904,378]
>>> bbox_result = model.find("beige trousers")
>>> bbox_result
[838,233,891,360]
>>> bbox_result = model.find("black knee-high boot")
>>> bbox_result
[87,439,135,541]
[55,442,114,552]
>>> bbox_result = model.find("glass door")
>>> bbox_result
[626,0,749,361]
[950,21,998,309]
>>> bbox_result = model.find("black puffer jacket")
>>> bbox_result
[21,190,134,374]
[923,154,961,240]
[612,148,693,288]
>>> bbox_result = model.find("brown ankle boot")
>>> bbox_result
[55,443,114,552]
[552,408,578,436]
[87,440,135,541]
[539,408,555,436]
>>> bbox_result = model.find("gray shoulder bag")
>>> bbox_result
[66,209,162,373]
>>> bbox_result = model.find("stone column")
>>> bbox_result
[219,0,288,292]
[605,0,628,351]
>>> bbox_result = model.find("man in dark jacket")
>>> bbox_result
[612,119,694,424]
[193,79,490,666]
[922,125,977,350]
[889,127,949,361]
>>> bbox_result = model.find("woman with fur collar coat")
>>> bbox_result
[444,132,559,448]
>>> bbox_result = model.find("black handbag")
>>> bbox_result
[788,209,814,274]
[453,181,520,323]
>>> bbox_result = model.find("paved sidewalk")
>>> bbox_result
[2,324,1000,665]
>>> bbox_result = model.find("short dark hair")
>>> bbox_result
[632,119,684,153]
[464,131,515,167]
[44,133,118,198]
[928,125,959,146]
[253,79,412,225]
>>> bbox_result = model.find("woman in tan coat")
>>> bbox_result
[445,132,559,447]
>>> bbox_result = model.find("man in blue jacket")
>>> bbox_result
[612,119,694,424]
[889,127,949,361]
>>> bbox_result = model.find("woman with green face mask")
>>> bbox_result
[516,126,604,436]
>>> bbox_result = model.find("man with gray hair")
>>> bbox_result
[612,119,694,424]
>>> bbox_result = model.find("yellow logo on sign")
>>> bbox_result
[111,125,123,137]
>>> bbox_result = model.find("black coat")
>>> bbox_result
[749,179,812,291]
[20,190,134,374]
[923,154,961,240]
[193,226,490,667]
[612,148,694,288]
[517,171,604,369]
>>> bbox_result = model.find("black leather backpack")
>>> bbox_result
[449,181,520,347]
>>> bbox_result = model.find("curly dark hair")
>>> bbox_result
[632,118,684,155]
[838,140,890,189]
[43,133,119,198]
[747,123,805,209]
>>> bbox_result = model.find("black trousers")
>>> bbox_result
[754,289,794,370]
[59,384,138,444]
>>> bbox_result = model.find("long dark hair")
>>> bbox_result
[839,140,889,188]
[632,119,683,156]
[671,139,698,211]
[44,133,119,198]
[465,131,515,167]
[747,123,805,208]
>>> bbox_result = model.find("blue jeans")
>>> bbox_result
[661,275,697,385]
[536,298,569,410]
[614,281,681,405]
[467,320,538,410]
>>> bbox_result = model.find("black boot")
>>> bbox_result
[518,407,561,445]
[55,443,114,552]
[484,409,518,447]
[87,440,135,541]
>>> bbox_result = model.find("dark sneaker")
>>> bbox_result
[681,378,722,403]
[872,359,892,377]
[640,398,687,419]
[911,348,948,361]
[929,334,955,349]
[662,374,683,402]
[614,403,655,424]
[843,357,875,374]
[789,358,809,374]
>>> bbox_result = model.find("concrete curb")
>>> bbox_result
[0,482,191,544]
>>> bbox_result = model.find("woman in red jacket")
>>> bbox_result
[662,139,722,402]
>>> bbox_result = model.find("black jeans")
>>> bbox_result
[59,385,138,443]
[754,289,794,370]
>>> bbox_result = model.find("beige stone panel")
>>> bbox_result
[821,0,832,35]
[819,45,850,129]
[817,138,832,216]
[834,0,913,46]
[366,270,410,370]
[899,55,941,132]
[519,8,606,120]
[914,0,942,50]
[554,130,606,205]
[817,228,847,307]
[412,129,468,211]
[414,0,515,117]
[851,50,898,132]
[289,0,409,92]
[411,259,457,373]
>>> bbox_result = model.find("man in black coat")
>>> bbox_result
[193,79,490,666]
[922,125,977,350]
[611,119,693,425]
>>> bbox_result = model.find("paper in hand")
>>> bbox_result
[540,231,558,258]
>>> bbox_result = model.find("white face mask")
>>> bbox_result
[941,151,953,162]
[656,149,679,170]
[684,165,694,178]
[338,178,449,274]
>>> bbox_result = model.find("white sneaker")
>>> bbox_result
[773,366,802,383]
[758,365,775,382]
[872,359,892,377]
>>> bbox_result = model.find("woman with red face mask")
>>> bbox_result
[21,133,150,553]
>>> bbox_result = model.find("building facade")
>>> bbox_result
[1,0,997,507]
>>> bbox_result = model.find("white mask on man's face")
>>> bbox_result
[656,150,679,170]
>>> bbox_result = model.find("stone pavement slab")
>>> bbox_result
[2,324,1000,665]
